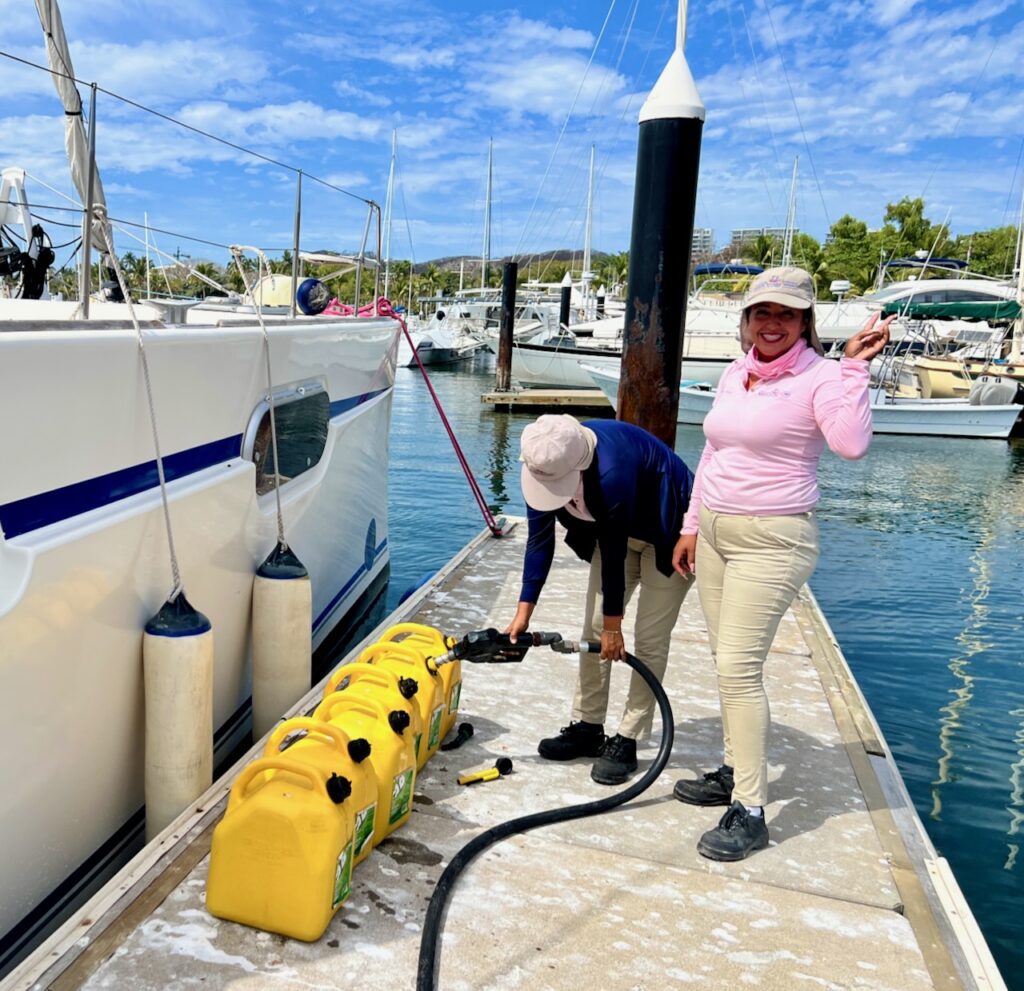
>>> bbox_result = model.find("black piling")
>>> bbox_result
[495,261,518,392]
[559,272,572,330]
[617,28,705,447]
[596,287,606,316]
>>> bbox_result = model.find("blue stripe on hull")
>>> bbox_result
[0,435,243,539]
[1,387,390,539]
[313,538,389,633]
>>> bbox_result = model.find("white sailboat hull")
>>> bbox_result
[0,308,398,956]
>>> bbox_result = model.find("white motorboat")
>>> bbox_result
[582,362,1023,439]
[515,329,736,389]
[397,310,487,367]
[0,5,400,970]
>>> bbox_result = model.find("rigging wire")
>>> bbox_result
[528,0,669,285]
[757,0,831,231]
[510,0,619,263]
[0,48,373,207]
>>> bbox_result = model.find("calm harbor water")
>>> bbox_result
[384,356,1024,986]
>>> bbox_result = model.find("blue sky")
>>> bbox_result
[2,0,1023,270]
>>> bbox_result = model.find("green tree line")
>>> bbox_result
[698,197,1019,299]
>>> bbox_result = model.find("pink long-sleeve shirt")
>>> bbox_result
[681,351,873,534]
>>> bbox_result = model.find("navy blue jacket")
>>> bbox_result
[520,420,693,616]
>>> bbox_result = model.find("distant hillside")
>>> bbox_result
[414,249,611,274]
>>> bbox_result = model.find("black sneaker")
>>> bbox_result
[697,801,769,862]
[673,765,734,806]
[590,734,638,785]
[538,721,605,761]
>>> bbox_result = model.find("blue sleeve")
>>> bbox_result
[520,506,556,604]
[597,527,629,616]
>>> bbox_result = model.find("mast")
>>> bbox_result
[383,129,396,299]
[1011,182,1024,363]
[481,138,492,290]
[781,156,798,267]
[582,143,595,317]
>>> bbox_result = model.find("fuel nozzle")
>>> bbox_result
[432,628,533,666]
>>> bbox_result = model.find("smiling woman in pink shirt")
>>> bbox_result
[670,266,892,862]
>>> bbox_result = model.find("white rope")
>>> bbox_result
[96,208,183,600]
[230,245,287,548]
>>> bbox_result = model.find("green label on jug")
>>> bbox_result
[414,732,423,759]
[354,802,376,858]
[428,705,444,750]
[332,841,353,908]
[389,768,414,824]
[449,681,462,714]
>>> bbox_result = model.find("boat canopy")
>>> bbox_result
[693,263,764,276]
[882,258,967,271]
[882,300,1021,321]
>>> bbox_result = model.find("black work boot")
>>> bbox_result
[538,721,605,761]
[673,765,734,806]
[591,734,638,785]
[697,801,769,862]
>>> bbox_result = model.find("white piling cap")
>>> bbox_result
[639,48,705,123]
[561,271,573,286]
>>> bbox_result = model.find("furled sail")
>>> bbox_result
[34,0,113,252]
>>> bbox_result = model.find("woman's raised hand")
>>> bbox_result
[844,313,894,361]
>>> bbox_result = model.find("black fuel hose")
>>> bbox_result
[416,648,674,991]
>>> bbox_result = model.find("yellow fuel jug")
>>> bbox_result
[323,662,424,765]
[359,641,446,769]
[206,757,355,941]
[313,693,416,842]
[264,717,377,865]
[380,623,462,740]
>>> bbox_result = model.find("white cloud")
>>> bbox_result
[176,100,384,147]
[333,80,392,108]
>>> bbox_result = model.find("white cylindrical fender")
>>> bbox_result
[252,543,312,739]
[143,593,213,841]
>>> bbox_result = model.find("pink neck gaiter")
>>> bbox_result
[742,336,809,384]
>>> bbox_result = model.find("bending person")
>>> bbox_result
[671,266,891,861]
[507,414,695,785]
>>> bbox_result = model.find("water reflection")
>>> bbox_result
[487,410,512,513]
[1007,710,1024,872]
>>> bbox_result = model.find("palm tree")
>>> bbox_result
[743,233,780,267]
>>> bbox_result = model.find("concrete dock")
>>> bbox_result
[7,522,1003,991]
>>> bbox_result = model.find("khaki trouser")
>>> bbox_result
[571,538,693,740]
[696,506,820,807]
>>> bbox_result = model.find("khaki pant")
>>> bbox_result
[696,506,820,806]
[572,538,693,740]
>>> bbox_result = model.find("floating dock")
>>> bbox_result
[6,522,1004,991]
[481,388,613,412]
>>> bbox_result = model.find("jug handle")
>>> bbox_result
[265,716,350,757]
[357,641,423,665]
[381,623,448,649]
[228,757,323,812]
[313,692,389,724]
[323,662,397,698]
